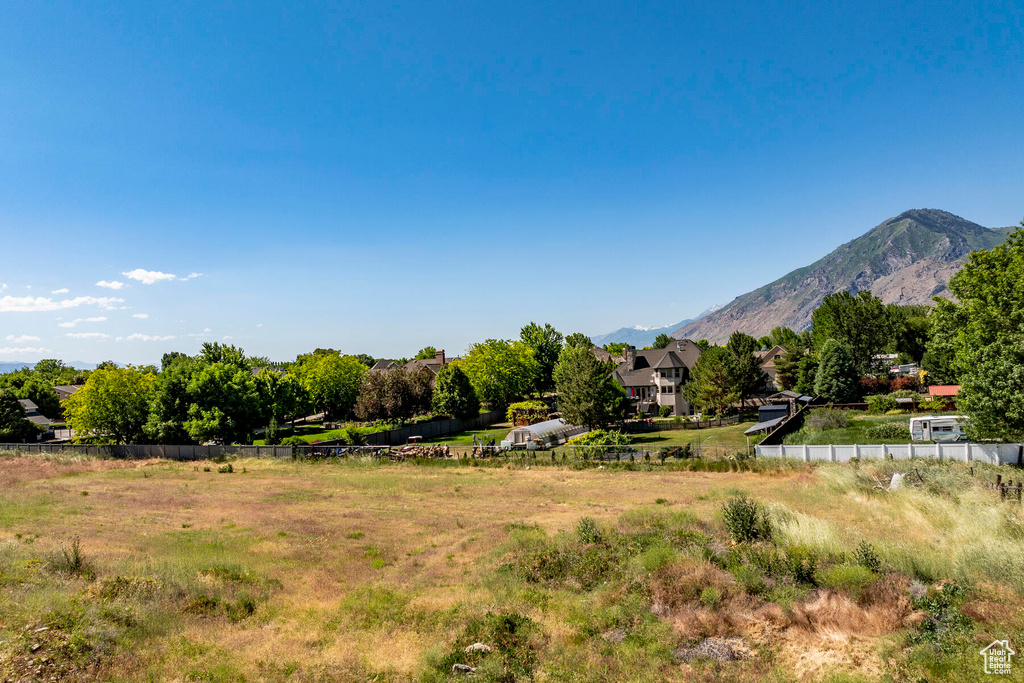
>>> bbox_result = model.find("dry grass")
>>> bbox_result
[0,455,1021,681]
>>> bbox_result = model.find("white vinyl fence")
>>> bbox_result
[755,443,1024,466]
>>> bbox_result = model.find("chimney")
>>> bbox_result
[625,345,636,372]
[435,349,446,366]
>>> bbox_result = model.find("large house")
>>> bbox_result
[371,349,452,375]
[755,345,787,390]
[607,340,703,415]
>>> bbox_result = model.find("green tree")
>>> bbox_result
[183,362,267,444]
[772,345,804,391]
[146,355,200,443]
[889,304,932,364]
[941,223,1024,440]
[683,346,739,416]
[794,354,819,395]
[725,331,768,410]
[520,322,564,393]
[652,333,672,349]
[255,369,308,427]
[920,297,962,386]
[811,291,895,373]
[813,340,859,403]
[552,345,628,429]
[413,346,437,360]
[696,339,711,351]
[431,363,480,420]
[199,342,250,369]
[767,326,801,348]
[460,339,539,410]
[63,367,156,444]
[564,333,593,350]
[0,389,40,442]
[295,353,367,419]
[602,342,628,355]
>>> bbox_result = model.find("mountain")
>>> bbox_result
[592,305,723,347]
[0,362,34,374]
[671,209,1014,344]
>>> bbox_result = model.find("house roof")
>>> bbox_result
[611,340,702,387]
[53,384,82,396]
[928,385,960,397]
[18,399,53,426]
[591,347,624,365]
[18,399,38,412]
[370,360,397,371]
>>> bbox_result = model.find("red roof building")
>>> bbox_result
[928,385,960,397]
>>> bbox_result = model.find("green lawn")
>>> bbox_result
[783,410,938,445]
[419,424,514,446]
[629,419,758,447]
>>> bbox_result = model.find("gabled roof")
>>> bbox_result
[370,360,397,371]
[611,340,702,387]
[591,347,624,365]
[652,351,687,369]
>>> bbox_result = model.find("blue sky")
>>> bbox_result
[1,1,1022,364]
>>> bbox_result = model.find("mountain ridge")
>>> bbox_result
[592,305,722,347]
[669,209,1014,344]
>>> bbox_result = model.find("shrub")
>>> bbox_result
[919,397,950,411]
[785,546,818,585]
[721,496,772,543]
[866,422,911,440]
[699,586,722,609]
[658,405,672,418]
[860,375,890,395]
[280,436,305,447]
[891,375,921,392]
[730,564,767,596]
[891,389,923,400]
[506,401,548,426]
[576,517,602,544]
[854,541,883,573]
[864,394,898,413]
[807,407,849,431]
[217,463,234,474]
[908,582,973,652]
[437,612,541,681]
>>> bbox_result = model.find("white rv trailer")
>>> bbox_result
[909,415,967,443]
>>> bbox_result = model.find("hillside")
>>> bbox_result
[672,209,1013,343]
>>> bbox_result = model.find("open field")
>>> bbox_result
[2,451,1024,681]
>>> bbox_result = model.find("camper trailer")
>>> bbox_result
[910,415,967,443]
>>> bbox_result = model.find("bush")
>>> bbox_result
[864,394,898,413]
[576,517,602,544]
[891,376,921,392]
[854,541,883,573]
[280,436,305,447]
[721,496,772,543]
[866,422,911,440]
[919,397,950,411]
[658,405,672,418]
[891,389,923,400]
[50,537,95,580]
[859,375,890,395]
[785,546,818,585]
[506,401,548,426]
[807,407,849,431]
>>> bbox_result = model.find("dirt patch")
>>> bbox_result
[0,455,159,487]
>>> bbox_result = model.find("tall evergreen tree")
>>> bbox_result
[813,340,859,403]
[553,346,628,429]
[683,346,739,416]
[725,331,768,410]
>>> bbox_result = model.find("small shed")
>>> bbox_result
[504,419,589,450]
[758,404,789,423]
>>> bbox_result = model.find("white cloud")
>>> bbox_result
[51,288,69,294]
[0,295,124,313]
[0,346,50,355]
[256,323,263,328]
[64,332,111,340]
[223,335,233,340]
[5,335,41,343]
[122,268,177,285]
[0,283,7,291]
[180,272,202,281]
[132,313,149,319]
[96,280,125,290]
[57,316,108,328]
[117,333,176,342]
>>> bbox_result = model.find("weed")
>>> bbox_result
[854,541,883,573]
[576,517,601,544]
[347,531,365,539]
[818,564,875,602]
[699,586,722,610]
[721,495,772,543]
[217,463,234,474]
[908,582,973,652]
[436,612,541,682]
[51,537,95,580]
[785,545,818,585]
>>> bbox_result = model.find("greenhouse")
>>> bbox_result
[502,419,589,450]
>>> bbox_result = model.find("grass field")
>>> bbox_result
[784,411,940,445]
[2,451,1023,682]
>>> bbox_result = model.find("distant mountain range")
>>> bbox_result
[669,209,1015,344]
[592,305,723,348]
[0,361,96,374]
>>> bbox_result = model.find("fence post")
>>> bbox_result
[854,444,860,460]
[803,444,809,463]
[830,444,836,462]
